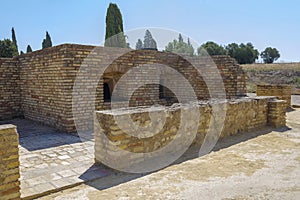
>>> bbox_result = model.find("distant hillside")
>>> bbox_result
[241,63,300,94]
[242,63,300,71]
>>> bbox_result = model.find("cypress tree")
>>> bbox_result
[104,3,127,48]
[27,45,33,53]
[42,31,52,49]
[11,27,19,54]
[178,34,183,43]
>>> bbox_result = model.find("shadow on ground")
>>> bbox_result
[80,124,291,192]
[0,118,84,151]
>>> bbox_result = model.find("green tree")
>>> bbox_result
[42,31,52,49]
[260,47,280,64]
[0,39,19,58]
[226,42,259,64]
[104,3,127,48]
[178,34,184,43]
[27,45,33,53]
[165,34,194,56]
[143,30,157,50]
[198,41,226,56]
[136,39,143,50]
[11,27,19,54]
[20,51,24,55]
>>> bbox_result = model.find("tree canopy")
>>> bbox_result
[135,39,143,50]
[260,47,280,63]
[104,3,127,48]
[165,34,194,56]
[226,43,259,64]
[143,30,157,50]
[0,39,19,58]
[42,31,52,49]
[198,41,226,56]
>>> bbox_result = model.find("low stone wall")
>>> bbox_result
[268,100,287,128]
[256,85,292,108]
[0,124,20,199]
[94,97,286,169]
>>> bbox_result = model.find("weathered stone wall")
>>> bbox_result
[104,52,247,103]
[62,45,124,132]
[18,46,73,131]
[94,97,286,167]
[256,84,291,108]
[0,44,247,133]
[268,100,287,127]
[0,124,21,199]
[0,58,21,120]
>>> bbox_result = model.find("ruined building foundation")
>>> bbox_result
[0,44,288,174]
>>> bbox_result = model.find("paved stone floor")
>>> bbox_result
[0,119,113,199]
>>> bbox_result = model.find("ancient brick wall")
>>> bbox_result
[268,99,287,127]
[94,97,286,168]
[0,124,21,199]
[256,84,291,108]
[0,59,21,120]
[18,45,79,132]
[0,44,247,133]
[104,51,247,103]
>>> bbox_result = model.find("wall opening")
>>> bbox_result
[104,83,111,102]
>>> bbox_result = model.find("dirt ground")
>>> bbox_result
[39,108,300,200]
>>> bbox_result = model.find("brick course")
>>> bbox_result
[0,124,20,200]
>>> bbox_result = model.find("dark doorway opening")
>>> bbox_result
[104,83,111,102]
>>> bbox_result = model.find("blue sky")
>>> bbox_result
[1,0,299,62]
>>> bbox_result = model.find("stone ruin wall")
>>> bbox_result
[94,97,287,167]
[256,84,292,108]
[0,44,247,133]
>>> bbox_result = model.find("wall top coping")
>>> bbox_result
[0,124,16,131]
[96,97,277,116]
[1,43,236,63]
[269,99,287,103]
[257,84,292,88]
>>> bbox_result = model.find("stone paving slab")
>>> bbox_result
[292,95,300,106]
[0,119,114,199]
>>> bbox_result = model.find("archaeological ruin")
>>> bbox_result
[0,44,250,132]
[0,44,289,197]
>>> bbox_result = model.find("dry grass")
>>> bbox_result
[242,63,300,71]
